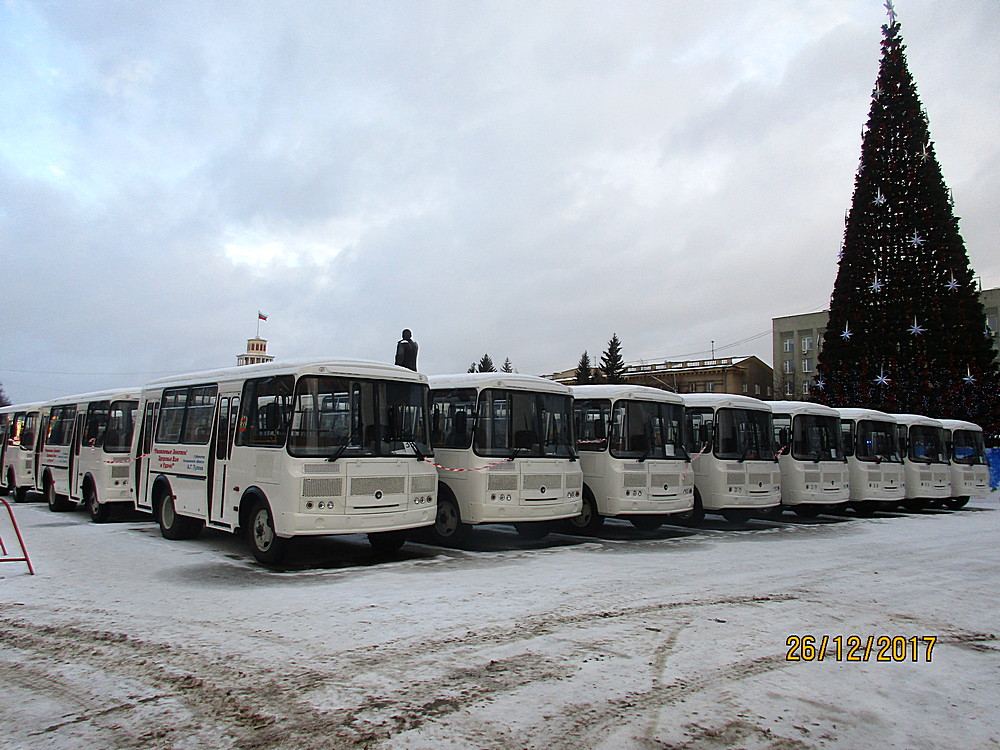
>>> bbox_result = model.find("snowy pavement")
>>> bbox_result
[1,492,998,749]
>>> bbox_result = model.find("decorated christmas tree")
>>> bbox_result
[814,4,999,435]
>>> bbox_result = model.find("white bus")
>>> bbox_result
[427,373,583,543]
[891,413,951,510]
[32,388,141,520]
[940,419,990,509]
[132,359,438,563]
[569,384,693,532]
[835,408,905,515]
[0,402,46,503]
[769,401,849,517]
[682,394,781,523]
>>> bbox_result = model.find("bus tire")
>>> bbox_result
[721,508,753,524]
[757,505,784,521]
[45,475,73,512]
[514,522,550,540]
[902,498,927,512]
[368,530,407,555]
[431,493,468,546]
[852,501,879,517]
[157,491,203,541]
[792,505,823,518]
[14,484,29,503]
[628,515,663,532]
[246,497,291,564]
[677,491,705,526]
[565,490,603,535]
[84,482,110,523]
[945,497,969,509]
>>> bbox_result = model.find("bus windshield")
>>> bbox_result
[950,429,987,466]
[715,408,774,461]
[474,389,575,459]
[908,425,945,463]
[104,400,138,453]
[791,414,842,462]
[610,400,687,460]
[288,376,430,459]
[855,419,901,463]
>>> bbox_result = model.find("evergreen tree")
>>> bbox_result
[501,358,514,373]
[575,351,593,384]
[0,383,10,407]
[476,354,496,373]
[814,10,1000,434]
[600,334,625,384]
[468,362,477,373]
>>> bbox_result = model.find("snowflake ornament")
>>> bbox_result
[908,317,925,336]
[841,324,853,341]
[872,188,886,206]
[873,368,891,387]
[909,231,925,248]
[963,367,976,386]
[814,377,825,391]
[946,276,959,291]
[869,277,883,293]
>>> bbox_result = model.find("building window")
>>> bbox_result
[784,360,794,375]
[754,384,761,395]
[802,358,813,373]
[801,336,813,354]
[742,384,748,393]
[783,338,794,353]
[802,381,812,395]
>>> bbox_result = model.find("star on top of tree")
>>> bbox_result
[872,188,886,206]
[909,230,925,248]
[884,0,897,25]
[841,324,853,341]
[946,276,959,291]
[908,317,925,336]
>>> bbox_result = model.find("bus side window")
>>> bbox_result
[216,398,230,461]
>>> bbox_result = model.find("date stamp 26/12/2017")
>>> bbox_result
[785,635,937,662]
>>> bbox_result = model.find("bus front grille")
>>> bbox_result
[410,474,437,494]
[350,476,406,496]
[522,474,562,491]
[302,477,344,497]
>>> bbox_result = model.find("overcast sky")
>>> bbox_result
[2,0,998,404]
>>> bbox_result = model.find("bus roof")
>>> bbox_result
[834,407,898,423]
[938,418,982,433]
[680,393,772,412]
[768,400,841,418]
[42,387,143,408]
[569,384,684,405]
[142,358,428,391]
[0,401,47,416]
[891,413,943,428]
[428,372,572,395]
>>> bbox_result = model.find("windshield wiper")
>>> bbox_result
[327,424,358,462]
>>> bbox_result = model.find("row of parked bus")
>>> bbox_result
[0,358,991,564]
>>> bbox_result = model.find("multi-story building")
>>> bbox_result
[237,336,275,366]
[545,355,774,399]
[772,286,1000,397]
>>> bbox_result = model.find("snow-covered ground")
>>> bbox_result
[2,492,998,750]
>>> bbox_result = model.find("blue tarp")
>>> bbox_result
[987,448,1000,490]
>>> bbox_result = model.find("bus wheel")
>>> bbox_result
[852,501,878,517]
[514,522,550,540]
[85,484,110,523]
[247,498,290,564]
[945,497,969,509]
[14,485,29,503]
[629,515,663,532]
[45,476,73,512]
[721,509,754,524]
[432,496,468,545]
[757,505,784,521]
[677,492,705,526]
[792,505,822,518]
[902,499,927,512]
[368,530,407,555]
[566,492,603,535]
[157,492,203,541]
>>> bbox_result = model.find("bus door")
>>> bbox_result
[209,393,240,526]
[32,411,46,490]
[133,400,160,511]
[0,417,8,478]
[70,411,86,498]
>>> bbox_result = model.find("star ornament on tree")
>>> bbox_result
[841,324,853,341]
[946,276,959,291]
[909,230,925,248]
[963,367,976,386]
[869,277,883,293]
[884,0,897,25]
[872,188,886,206]
[908,317,925,336]
[814,377,825,391]
[873,368,891,387]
